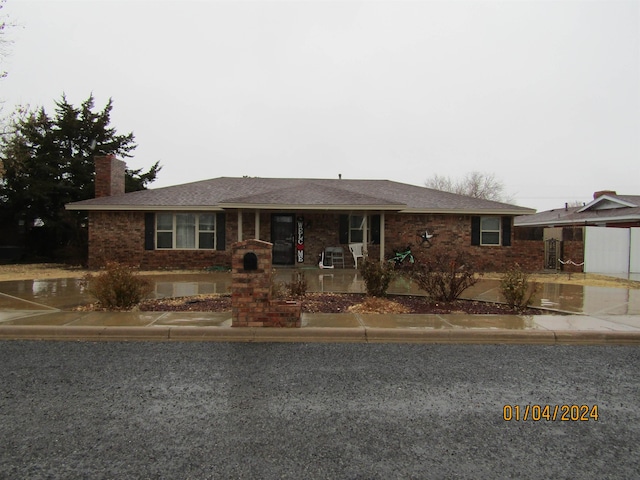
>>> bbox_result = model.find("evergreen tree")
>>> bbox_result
[0,94,161,261]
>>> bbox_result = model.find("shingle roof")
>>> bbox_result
[66,177,534,214]
[515,194,640,227]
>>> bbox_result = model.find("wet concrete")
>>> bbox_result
[153,312,232,327]
[302,269,640,316]
[1,268,640,343]
[459,278,640,316]
[302,313,361,328]
[0,272,231,310]
[1,268,639,315]
[0,277,86,310]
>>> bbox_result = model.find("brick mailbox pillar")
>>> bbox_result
[231,239,301,327]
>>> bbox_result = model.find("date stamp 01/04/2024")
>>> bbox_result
[503,405,599,422]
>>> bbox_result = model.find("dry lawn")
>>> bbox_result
[482,271,640,289]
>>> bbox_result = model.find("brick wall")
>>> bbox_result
[384,213,542,271]
[88,211,146,268]
[87,211,231,269]
[230,239,301,327]
[298,213,344,266]
[94,155,125,198]
[88,209,554,272]
[250,212,346,267]
[554,226,584,273]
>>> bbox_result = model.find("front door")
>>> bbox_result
[271,214,295,265]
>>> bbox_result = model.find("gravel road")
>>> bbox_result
[1,341,638,479]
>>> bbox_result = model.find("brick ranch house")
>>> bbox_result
[66,156,538,270]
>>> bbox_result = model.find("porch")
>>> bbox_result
[230,210,387,268]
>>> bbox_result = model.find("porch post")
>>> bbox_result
[379,212,385,263]
[363,214,368,255]
[255,210,260,240]
[237,210,243,242]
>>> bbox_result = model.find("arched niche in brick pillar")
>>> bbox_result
[243,252,258,271]
[231,239,272,273]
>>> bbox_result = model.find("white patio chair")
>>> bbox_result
[348,243,364,269]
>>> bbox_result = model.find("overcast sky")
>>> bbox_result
[2,0,638,212]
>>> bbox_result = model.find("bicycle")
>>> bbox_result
[389,245,415,266]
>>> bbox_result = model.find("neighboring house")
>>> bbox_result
[66,156,536,270]
[514,191,640,273]
[515,190,640,229]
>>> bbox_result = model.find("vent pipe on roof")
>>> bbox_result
[339,174,342,179]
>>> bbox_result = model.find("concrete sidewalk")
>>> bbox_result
[1,309,640,344]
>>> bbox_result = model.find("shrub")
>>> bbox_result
[500,264,539,310]
[269,270,307,299]
[360,257,397,297]
[286,271,308,298]
[408,250,480,302]
[84,262,152,310]
[269,269,287,299]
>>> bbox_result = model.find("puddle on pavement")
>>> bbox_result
[0,278,88,310]
[0,268,638,315]
[0,273,230,310]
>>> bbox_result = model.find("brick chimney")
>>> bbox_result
[593,190,617,200]
[95,155,126,198]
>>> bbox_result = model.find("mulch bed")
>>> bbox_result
[138,293,552,315]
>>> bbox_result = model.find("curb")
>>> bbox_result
[365,328,558,344]
[1,325,640,345]
[0,325,171,341]
[553,331,640,345]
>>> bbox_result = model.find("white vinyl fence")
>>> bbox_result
[584,227,639,274]
[631,228,640,274]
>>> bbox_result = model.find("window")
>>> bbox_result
[349,215,364,243]
[339,214,380,245]
[480,217,501,245]
[349,215,375,243]
[471,216,511,247]
[156,213,173,248]
[156,213,216,249]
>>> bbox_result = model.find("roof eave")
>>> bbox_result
[577,195,638,212]
[218,202,406,211]
[515,214,640,227]
[65,204,225,212]
[67,204,535,215]
[401,208,536,215]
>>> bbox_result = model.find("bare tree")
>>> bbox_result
[0,0,15,155]
[423,173,454,192]
[0,0,10,80]
[425,171,511,202]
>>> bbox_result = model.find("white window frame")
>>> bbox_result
[349,214,371,243]
[480,216,501,246]
[155,213,216,250]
